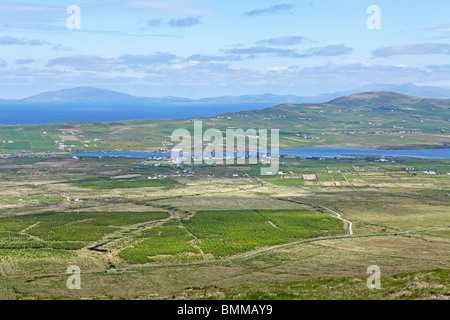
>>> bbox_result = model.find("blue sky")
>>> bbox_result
[0,0,449,98]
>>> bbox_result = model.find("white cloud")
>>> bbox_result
[244,4,295,16]
[0,35,50,46]
[372,43,450,57]
[257,36,304,46]
[2,52,448,97]
[307,44,353,56]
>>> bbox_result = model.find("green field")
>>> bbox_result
[70,177,180,189]
[183,210,342,258]
[119,209,343,264]
[0,211,169,250]
[119,221,201,264]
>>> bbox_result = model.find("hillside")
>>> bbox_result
[0,92,449,153]
[23,87,149,103]
[217,91,449,131]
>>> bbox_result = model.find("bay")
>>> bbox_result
[70,147,450,159]
[0,102,274,125]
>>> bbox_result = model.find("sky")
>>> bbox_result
[0,0,449,99]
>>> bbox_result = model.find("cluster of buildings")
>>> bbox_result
[148,174,168,180]
[0,153,54,159]
[170,170,195,177]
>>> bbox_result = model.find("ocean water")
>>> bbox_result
[70,147,450,159]
[278,147,450,159]
[0,102,275,125]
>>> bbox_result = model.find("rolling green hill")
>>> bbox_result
[0,92,449,153]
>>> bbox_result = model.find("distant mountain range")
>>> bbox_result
[3,83,450,104]
[19,87,314,104]
[21,87,192,103]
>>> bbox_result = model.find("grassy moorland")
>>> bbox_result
[0,155,447,299]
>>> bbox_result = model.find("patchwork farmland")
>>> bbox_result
[0,155,447,299]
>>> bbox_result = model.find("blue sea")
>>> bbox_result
[0,102,275,125]
[70,147,450,159]
[278,147,450,159]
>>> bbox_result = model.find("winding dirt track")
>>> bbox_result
[318,204,353,235]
